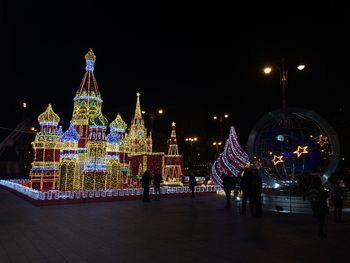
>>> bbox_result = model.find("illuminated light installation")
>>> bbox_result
[317,135,329,147]
[106,113,128,189]
[129,92,152,154]
[59,121,80,190]
[272,155,284,165]
[82,111,109,190]
[164,122,183,183]
[293,145,308,157]
[28,49,185,192]
[29,104,62,190]
[72,48,102,154]
[211,126,249,187]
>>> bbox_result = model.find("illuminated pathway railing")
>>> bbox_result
[0,179,220,201]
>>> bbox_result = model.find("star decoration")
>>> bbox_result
[255,160,263,169]
[272,155,284,165]
[293,146,309,157]
[172,122,176,127]
[317,135,329,147]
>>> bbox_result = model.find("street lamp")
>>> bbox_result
[263,58,305,113]
[212,141,222,159]
[142,107,165,134]
[185,137,198,169]
[213,114,229,140]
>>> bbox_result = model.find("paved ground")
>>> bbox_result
[0,187,349,263]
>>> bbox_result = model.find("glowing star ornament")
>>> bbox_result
[293,145,309,157]
[272,155,284,165]
[317,135,329,147]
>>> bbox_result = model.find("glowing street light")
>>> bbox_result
[185,137,198,168]
[263,58,305,113]
[212,141,222,159]
[212,113,229,140]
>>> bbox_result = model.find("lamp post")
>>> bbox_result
[212,141,222,159]
[263,58,305,114]
[263,58,306,213]
[142,107,164,135]
[185,137,198,169]
[213,114,229,141]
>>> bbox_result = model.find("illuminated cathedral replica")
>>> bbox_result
[29,49,183,191]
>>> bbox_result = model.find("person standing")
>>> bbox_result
[222,172,236,209]
[308,176,329,238]
[142,170,152,202]
[153,170,162,201]
[189,172,197,198]
[329,176,343,222]
[251,166,262,217]
[240,165,255,215]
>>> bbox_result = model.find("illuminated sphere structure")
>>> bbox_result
[248,108,339,184]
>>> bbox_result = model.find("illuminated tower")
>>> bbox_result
[129,92,152,154]
[106,113,128,188]
[72,48,102,155]
[59,121,80,191]
[29,104,62,190]
[164,122,183,182]
[82,112,109,190]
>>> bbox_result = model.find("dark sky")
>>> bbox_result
[1,2,349,163]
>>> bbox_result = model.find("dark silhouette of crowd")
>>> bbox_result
[239,164,262,217]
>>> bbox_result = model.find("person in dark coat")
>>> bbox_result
[251,167,262,217]
[189,172,197,198]
[308,176,329,238]
[240,165,255,215]
[153,170,162,201]
[142,170,152,202]
[222,172,236,208]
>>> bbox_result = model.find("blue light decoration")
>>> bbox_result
[106,127,122,145]
[61,121,80,142]
[84,48,96,72]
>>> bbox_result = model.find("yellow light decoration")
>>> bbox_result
[317,135,329,147]
[272,155,284,165]
[293,145,309,157]
[29,49,185,193]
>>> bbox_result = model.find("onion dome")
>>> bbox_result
[61,121,80,142]
[110,113,127,132]
[38,104,60,125]
[89,111,108,127]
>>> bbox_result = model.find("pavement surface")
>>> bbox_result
[0,187,349,263]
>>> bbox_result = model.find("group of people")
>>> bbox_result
[222,163,263,218]
[141,169,162,202]
[308,171,345,238]
[142,170,198,202]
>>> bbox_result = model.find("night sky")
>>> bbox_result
[1,2,349,164]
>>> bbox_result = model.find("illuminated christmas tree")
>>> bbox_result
[59,121,80,190]
[164,122,183,182]
[211,126,249,186]
[29,104,62,190]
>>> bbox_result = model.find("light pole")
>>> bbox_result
[142,107,164,135]
[185,137,198,169]
[212,141,222,159]
[263,58,306,213]
[213,114,229,141]
[263,58,305,114]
